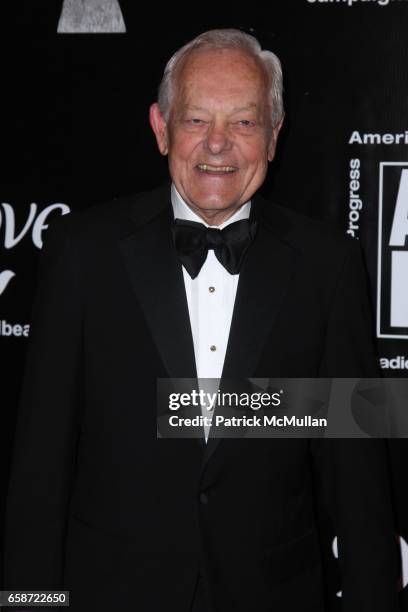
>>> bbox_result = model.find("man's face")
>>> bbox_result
[150,48,283,224]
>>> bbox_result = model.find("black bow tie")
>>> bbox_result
[172,217,258,279]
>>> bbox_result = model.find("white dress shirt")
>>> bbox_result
[171,183,251,441]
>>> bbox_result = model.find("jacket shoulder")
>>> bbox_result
[263,197,360,262]
[46,181,172,242]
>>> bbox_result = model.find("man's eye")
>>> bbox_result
[237,120,253,126]
[189,118,204,124]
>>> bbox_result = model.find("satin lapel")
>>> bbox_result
[118,202,197,381]
[202,195,300,469]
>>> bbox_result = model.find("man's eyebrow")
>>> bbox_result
[230,104,258,113]
[181,104,258,113]
[182,105,208,112]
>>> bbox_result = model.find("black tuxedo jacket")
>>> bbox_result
[4,181,400,611]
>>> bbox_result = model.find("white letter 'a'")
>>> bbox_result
[58,0,126,33]
[389,169,408,248]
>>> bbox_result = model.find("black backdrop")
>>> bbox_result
[1,1,407,609]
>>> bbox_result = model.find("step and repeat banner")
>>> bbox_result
[1,1,407,609]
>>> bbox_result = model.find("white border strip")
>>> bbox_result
[377,162,408,340]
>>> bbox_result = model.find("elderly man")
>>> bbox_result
[4,29,399,612]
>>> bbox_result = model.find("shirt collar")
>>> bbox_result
[171,182,251,229]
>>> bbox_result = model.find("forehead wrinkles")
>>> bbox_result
[173,49,267,111]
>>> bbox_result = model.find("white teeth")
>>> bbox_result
[197,164,236,173]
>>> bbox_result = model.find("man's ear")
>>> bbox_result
[149,102,169,156]
[267,113,284,162]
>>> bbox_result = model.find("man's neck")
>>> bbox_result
[171,183,251,228]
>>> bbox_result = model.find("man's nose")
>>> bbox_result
[204,122,232,154]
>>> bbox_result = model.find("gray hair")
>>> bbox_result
[157,28,284,129]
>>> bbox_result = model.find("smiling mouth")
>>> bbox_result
[196,164,238,174]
